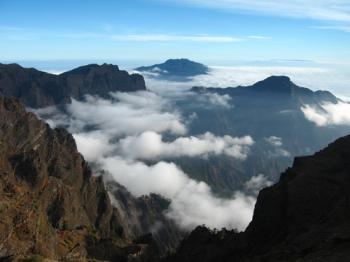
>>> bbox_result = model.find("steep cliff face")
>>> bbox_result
[0,63,146,108]
[167,134,350,262]
[0,96,158,261]
[106,182,184,255]
[245,134,350,260]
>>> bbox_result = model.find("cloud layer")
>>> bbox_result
[139,64,350,98]
[117,131,254,160]
[33,91,258,231]
[301,102,350,126]
[102,156,256,230]
[68,92,187,136]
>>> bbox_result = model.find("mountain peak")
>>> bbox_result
[136,58,209,77]
[252,75,293,92]
[0,63,146,108]
[164,58,198,64]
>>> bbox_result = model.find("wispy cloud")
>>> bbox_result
[117,131,254,160]
[164,0,350,22]
[111,34,243,42]
[301,102,350,126]
[312,25,350,33]
[0,26,243,43]
[248,35,271,39]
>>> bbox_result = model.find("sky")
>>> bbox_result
[0,0,350,64]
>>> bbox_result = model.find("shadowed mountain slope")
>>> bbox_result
[136,59,209,78]
[166,133,350,261]
[0,63,146,108]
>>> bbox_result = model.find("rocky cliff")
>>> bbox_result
[0,63,146,108]
[0,96,159,261]
[166,134,350,261]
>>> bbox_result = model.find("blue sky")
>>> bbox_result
[0,0,350,64]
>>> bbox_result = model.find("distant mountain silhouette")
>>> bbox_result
[166,134,350,261]
[192,75,338,103]
[136,58,209,78]
[175,76,348,196]
[0,63,146,108]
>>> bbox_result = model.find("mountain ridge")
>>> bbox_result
[192,75,338,103]
[0,63,146,108]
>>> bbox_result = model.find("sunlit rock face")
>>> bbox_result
[0,96,161,261]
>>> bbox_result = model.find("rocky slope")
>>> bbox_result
[166,134,350,261]
[105,181,184,256]
[0,96,162,261]
[0,63,146,108]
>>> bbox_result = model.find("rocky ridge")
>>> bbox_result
[0,63,146,108]
[0,96,160,261]
[166,133,350,261]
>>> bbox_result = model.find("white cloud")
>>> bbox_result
[264,136,291,157]
[301,102,350,126]
[102,156,256,230]
[312,25,350,33]
[150,65,349,95]
[166,0,350,22]
[191,66,332,89]
[134,74,235,108]
[117,131,254,160]
[29,106,70,128]
[196,93,233,108]
[245,174,273,195]
[273,148,291,157]
[33,89,257,231]
[248,35,271,39]
[112,34,243,42]
[301,105,328,126]
[73,132,114,162]
[265,136,283,147]
[66,92,187,136]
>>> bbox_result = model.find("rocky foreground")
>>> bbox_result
[166,132,350,261]
[0,96,162,261]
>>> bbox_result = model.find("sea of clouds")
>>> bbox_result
[33,62,350,231]
[33,89,266,231]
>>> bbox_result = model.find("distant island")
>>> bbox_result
[135,58,209,79]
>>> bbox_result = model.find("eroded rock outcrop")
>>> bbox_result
[0,96,158,261]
